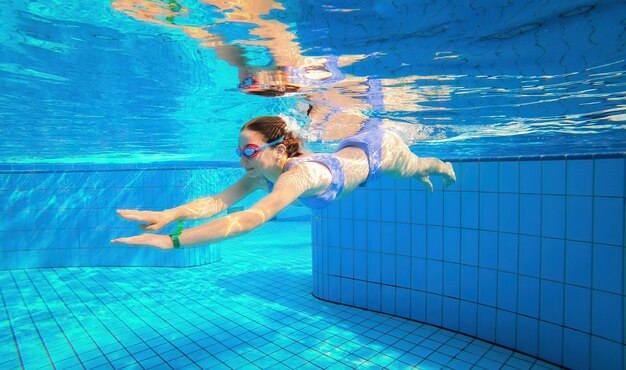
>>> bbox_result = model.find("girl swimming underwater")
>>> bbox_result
[111,116,456,249]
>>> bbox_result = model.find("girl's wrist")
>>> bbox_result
[164,208,182,222]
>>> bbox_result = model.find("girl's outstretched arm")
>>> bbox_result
[111,167,320,249]
[115,175,264,231]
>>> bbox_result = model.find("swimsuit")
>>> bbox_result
[266,118,384,209]
[266,154,345,209]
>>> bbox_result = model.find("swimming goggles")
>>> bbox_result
[236,136,285,159]
[238,74,258,89]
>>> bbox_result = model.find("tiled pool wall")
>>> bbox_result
[312,154,625,370]
[0,163,310,270]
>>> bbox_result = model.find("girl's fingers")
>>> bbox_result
[111,237,131,244]
[117,210,155,223]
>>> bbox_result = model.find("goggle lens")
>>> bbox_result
[235,136,285,159]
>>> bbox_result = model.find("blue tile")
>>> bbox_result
[541,238,565,282]
[499,161,519,193]
[328,220,341,247]
[412,191,427,224]
[381,222,396,254]
[478,268,497,306]
[542,195,566,239]
[340,220,354,249]
[411,258,426,291]
[566,196,593,242]
[520,161,542,194]
[460,265,478,301]
[593,244,624,295]
[427,192,443,226]
[479,231,497,269]
[567,159,593,196]
[461,162,479,191]
[592,291,623,342]
[396,288,411,318]
[411,291,426,322]
[340,249,354,278]
[517,276,540,318]
[367,282,381,311]
[381,175,396,190]
[366,190,381,221]
[519,194,541,236]
[498,194,519,233]
[411,225,427,258]
[340,278,354,305]
[381,285,396,315]
[396,224,411,256]
[542,160,566,195]
[443,227,460,263]
[328,248,340,275]
[426,260,443,294]
[480,162,499,192]
[426,293,443,326]
[443,262,460,298]
[562,328,590,370]
[497,233,518,273]
[477,305,496,342]
[479,193,498,231]
[354,190,367,218]
[442,297,460,331]
[565,240,592,287]
[461,192,479,229]
[397,177,411,190]
[427,225,443,260]
[366,222,381,252]
[538,321,563,365]
[367,253,381,283]
[495,310,516,349]
[459,301,477,336]
[593,197,624,246]
[443,192,460,227]
[329,275,341,302]
[497,272,517,312]
[396,256,410,288]
[354,250,366,280]
[591,335,623,370]
[540,281,564,325]
[460,229,478,265]
[396,190,411,223]
[594,158,624,197]
[516,316,539,356]
[564,285,591,332]
[381,191,396,223]
[354,280,367,309]
[340,192,354,219]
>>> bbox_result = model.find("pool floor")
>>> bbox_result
[0,222,562,370]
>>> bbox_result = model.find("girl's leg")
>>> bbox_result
[380,131,456,191]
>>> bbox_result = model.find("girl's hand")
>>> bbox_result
[111,233,173,249]
[116,209,176,231]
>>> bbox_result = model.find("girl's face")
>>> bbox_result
[238,129,283,178]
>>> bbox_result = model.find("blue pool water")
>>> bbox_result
[1,1,625,369]
[0,0,624,163]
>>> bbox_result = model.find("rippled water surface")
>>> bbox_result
[1,0,624,163]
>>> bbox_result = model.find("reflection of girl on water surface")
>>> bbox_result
[112,116,456,249]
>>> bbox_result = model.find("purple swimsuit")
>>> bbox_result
[266,118,384,209]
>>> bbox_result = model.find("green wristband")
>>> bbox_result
[169,221,184,249]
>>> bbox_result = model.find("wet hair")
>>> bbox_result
[241,116,304,158]
[244,84,300,97]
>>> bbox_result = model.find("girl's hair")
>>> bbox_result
[241,116,304,158]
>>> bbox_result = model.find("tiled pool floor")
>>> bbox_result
[0,222,562,370]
